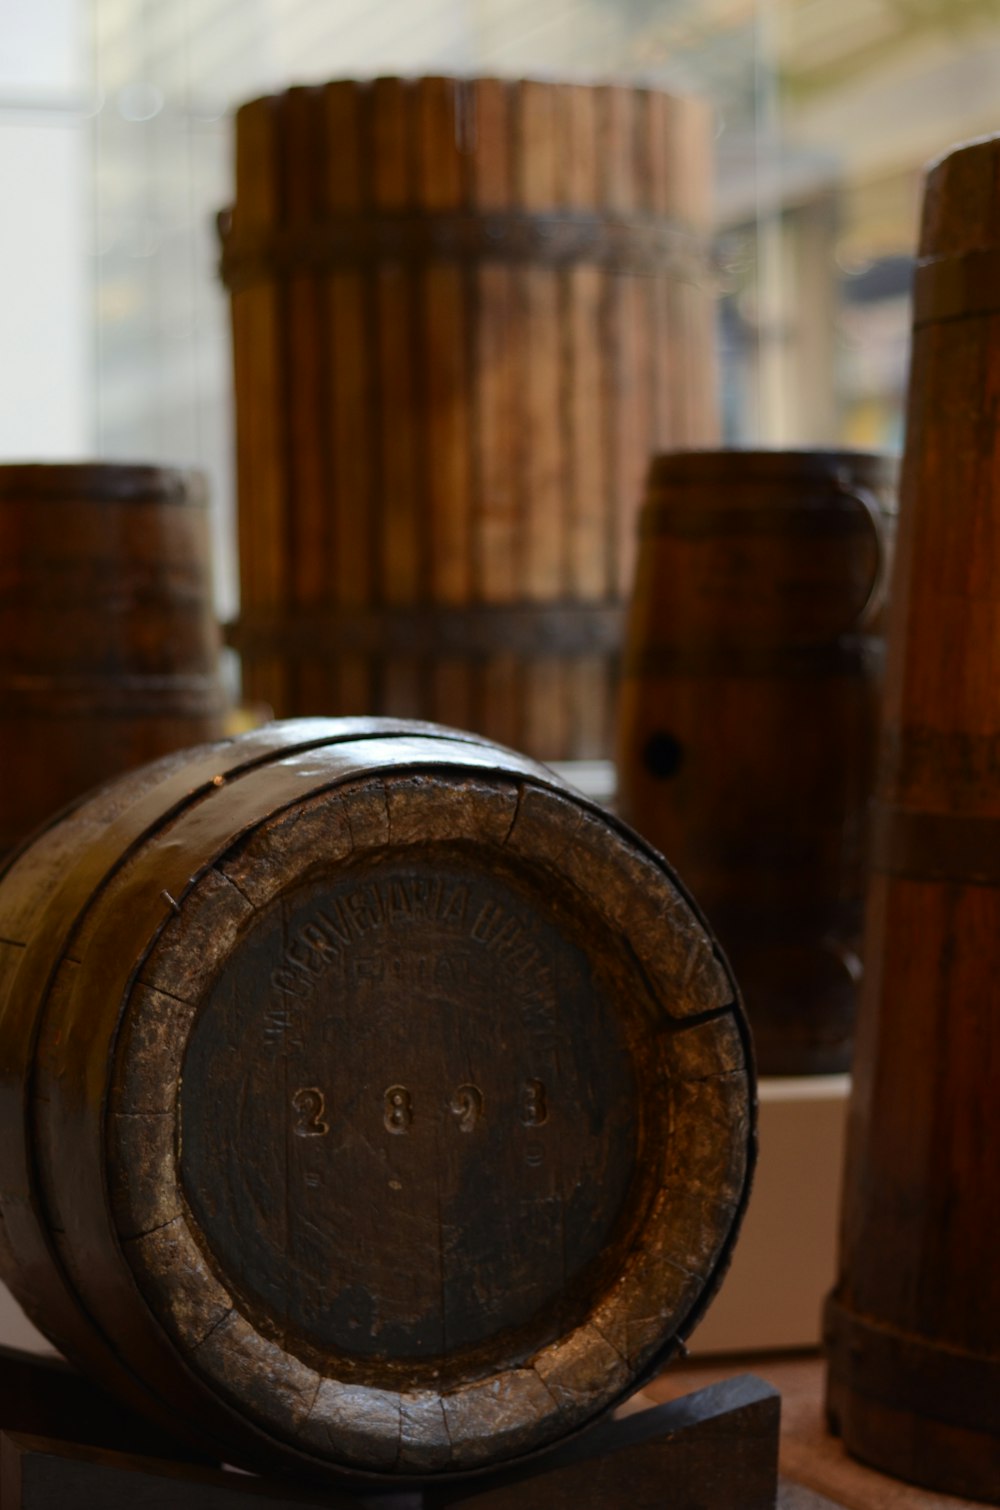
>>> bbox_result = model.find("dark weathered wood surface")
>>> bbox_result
[0,1378,778,1510]
[651,1354,979,1509]
[824,134,1000,1504]
[617,448,897,1075]
[0,1432,359,1509]
[423,1375,780,1508]
[0,1344,207,1461]
[0,462,225,857]
[221,78,719,759]
[0,717,754,1485]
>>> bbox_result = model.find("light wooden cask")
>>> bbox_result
[220,79,718,760]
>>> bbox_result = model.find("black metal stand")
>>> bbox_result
[0,1346,779,1509]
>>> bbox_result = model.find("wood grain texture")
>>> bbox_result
[651,1354,980,1510]
[232,96,287,714]
[516,81,570,758]
[280,87,328,716]
[0,1378,779,1509]
[222,78,718,759]
[617,449,897,1076]
[0,1432,356,1509]
[0,717,753,1485]
[824,133,1000,1504]
[423,1376,780,1509]
[471,79,522,751]
[372,77,424,723]
[416,77,475,732]
[0,1345,208,1462]
[324,81,373,715]
[0,463,225,858]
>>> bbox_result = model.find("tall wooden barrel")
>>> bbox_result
[0,718,753,1484]
[219,77,718,761]
[0,463,225,857]
[824,136,1000,1502]
[617,449,897,1076]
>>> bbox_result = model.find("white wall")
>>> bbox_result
[0,0,91,457]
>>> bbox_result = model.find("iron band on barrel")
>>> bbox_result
[228,602,627,660]
[912,248,1000,327]
[624,635,882,680]
[869,803,1000,885]
[641,499,887,541]
[218,209,710,289]
[825,1296,1000,1440]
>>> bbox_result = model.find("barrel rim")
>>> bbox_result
[0,462,209,506]
[645,448,899,489]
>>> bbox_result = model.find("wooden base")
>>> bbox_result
[0,1348,779,1508]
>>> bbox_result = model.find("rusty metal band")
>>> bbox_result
[912,247,1000,327]
[824,1295,1000,1437]
[218,209,709,288]
[641,498,885,541]
[227,602,626,659]
[624,635,882,680]
[0,674,224,718]
[878,726,1000,802]
[869,803,1000,885]
[0,464,208,506]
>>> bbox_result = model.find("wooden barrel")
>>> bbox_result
[616,449,897,1076]
[0,717,753,1484]
[0,463,226,857]
[823,136,1000,1502]
[219,77,718,762]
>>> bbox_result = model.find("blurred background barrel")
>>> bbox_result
[617,449,897,1076]
[0,463,225,858]
[0,717,753,1483]
[824,135,1000,1502]
[219,76,719,761]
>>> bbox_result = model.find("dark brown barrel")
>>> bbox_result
[824,136,1000,1502]
[616,448,897,1077]
[0,717,753,1485]
[219,77,719,761]
[0,462,226,857]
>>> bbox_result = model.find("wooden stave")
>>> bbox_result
[0,717,754,1484]
[0,463,225,856]
[616,448,898,1076]
[823,137,1000,1502]
[222,79,718,760]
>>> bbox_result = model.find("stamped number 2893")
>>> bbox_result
[291,1080,549,1137]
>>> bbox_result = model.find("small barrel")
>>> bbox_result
[0,463,226,856]
[0,718,753,1485]
[616,449,897,1076]
[219,77,719,761]
[824,136,1000,1502]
